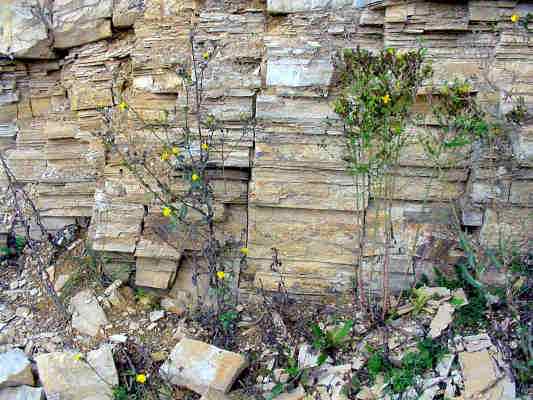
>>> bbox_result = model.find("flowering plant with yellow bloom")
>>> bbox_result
[217,271,226,280]
[162,206,172,217]
[191,173,199,182]
[201,142,209,151]
[118,101,128,111]
[381,94,391,104]
[511,14,520,23]
[202,51,210,60]
[172,146,180,155]
[136,373,147,384]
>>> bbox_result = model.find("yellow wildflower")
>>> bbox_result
[73,353,83,361]
[136,374,147,384]
[202,52,210,60]
[160,150,170,161]
[191,173,199,182]
[171,146,180,155]
[240,247,249,256]
[382,94,391,104]
[162,206,172,218]
[511,14,520,23]
[217,271,226,280]
[118,101,128,111]
[201,143,209,151]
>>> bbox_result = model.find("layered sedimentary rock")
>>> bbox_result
[0,0,531,296]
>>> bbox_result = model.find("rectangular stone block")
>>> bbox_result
[135,257,178,289]
[266,58,333,89]
[480,207,533,249]
[250,166,367,211]
[90,197,145,253]
[248,205,359,264]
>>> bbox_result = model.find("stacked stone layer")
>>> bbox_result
[0,0,531,296]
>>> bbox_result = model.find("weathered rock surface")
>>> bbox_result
[35,351,114,400]
[70,289,109,337]
[0,349,34,388]
[160,338,248,394]
[0,0,54,59]
[0,386,44,400]
[429,302,454,339]
[86,345,119,387]
[52,0,113,49]
[459,350,515,400]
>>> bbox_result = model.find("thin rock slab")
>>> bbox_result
[429,302,454,339]
[0,348,34,388]
[70,289,109,337]
[160,338,248,395]
[0,385,44,400]
[35,352,113,400]
[459,350,515,400]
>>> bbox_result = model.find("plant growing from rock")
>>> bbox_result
[333,46,432,318]
[96,29,253,347]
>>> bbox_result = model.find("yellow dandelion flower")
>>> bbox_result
[118,101,128,111]
[217,271,226,280]
[73,353,83,361]
[136,373,147,384]
[201,143,209,151]
[382,94,391,104]
[171,146,180,155]
[162,206,172,218]
[191,173,199,182]
[239,247,249,256]
[160,150,170,161]
[511,14,520,23]
[202,52,210,60]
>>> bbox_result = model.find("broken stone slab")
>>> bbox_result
[463,333,492,352]
[160,338,248,395]
[459,350,515,400]
[86,344,119,387]
[70,289,109,337]
[35,351,113,400]
[135,257,178,290]
[429,302,454,339]
[0,386,44,400]
[0,348,34,388]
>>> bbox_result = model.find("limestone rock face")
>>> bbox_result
[0,386,44,400]
[0,0,54,59]
[160,338,248,394]
[113,0,143,27]
[267,0,353,13]
[70,289,109,337]
[52,0,113,49]
[0,349,34,388]
[35,352,114,400]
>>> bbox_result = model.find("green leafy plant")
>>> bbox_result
[310,320,353,365]
[365,339,447,394]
